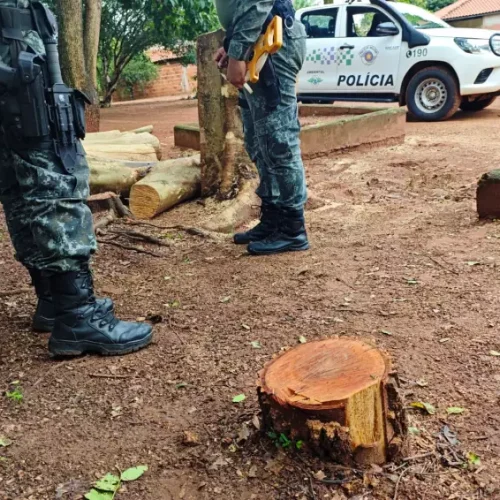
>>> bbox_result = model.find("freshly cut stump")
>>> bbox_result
[258,338,408,465]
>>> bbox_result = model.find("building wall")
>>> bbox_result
[449,17,483,28]
[449,13,500,30]
[483,13,500,30]
[114,62,197,102]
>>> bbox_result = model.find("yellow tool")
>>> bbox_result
[246,16,283,84]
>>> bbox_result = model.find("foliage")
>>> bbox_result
[85,465,148,500]
[43,0,217,105]
[5,382,23,403]
[425,0,455,12]
[293,0,317,8]
[115,53,159,99]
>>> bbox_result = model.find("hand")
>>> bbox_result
[227,58,247,90]
[214,47,228,69]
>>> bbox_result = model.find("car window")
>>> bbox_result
[301,9,338,39]
[345,7,392,38]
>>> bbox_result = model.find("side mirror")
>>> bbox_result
[375,22,400,36]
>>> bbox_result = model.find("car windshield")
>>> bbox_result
[394,2,450,29]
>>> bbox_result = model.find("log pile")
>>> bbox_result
[258,338,408,465]
[85,126,202,220]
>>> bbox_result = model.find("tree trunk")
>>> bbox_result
[197,30,254,200]
[258,338,408,465]
[56,0,101,132]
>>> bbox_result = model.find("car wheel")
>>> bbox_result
[460,96,496,112]
[406,67,460,122]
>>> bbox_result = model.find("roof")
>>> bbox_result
[437,0,500,20]
[147,47,178,63]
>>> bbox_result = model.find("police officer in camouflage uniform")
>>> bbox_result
[0,0,152,356]
[214,0,309,256]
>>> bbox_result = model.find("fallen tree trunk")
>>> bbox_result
[88,156,152,195]
[84,132,161,161]
[130,155,201,219]
[83,143,159,162]
[258,338,408,465]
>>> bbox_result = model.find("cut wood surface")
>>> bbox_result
[88,156,152,195]
[258,338,408,465]
[130,155,201,219]
[84,129,162,161]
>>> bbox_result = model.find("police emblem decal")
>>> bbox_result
[359,46,379,65]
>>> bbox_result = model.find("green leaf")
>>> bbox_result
[121,465,148,482]
[295,440,304,450]
[407,279,419,285]
[410,401,436,415]
[408,427,420,435]
[467,452,481,467]
[95,474,120,492]
[489,350,500,357]
[84,489,114,500]
[232,394,246,403]
[380,330,393,336]
[175,382,188,389]
[298,336,307,344]
[0,437,12,448]
[250,341,261,349]
[278,433,291,448]
[447,407,465,415]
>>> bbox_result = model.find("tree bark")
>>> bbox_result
[258,338,408,465]
[197,30,254,199]
[83,0,102,132]
[56,0,101,132]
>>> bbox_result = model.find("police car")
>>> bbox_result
[296,0,500,121]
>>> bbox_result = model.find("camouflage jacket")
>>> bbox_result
[214,0,274,61]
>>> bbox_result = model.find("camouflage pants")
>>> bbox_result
[240,20,307,211]
[0,139,96,273]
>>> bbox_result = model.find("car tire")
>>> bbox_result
[460,96,496,112]
[406,66,460,122]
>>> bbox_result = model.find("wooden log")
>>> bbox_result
[88,156,152,195]
[129,155,201,219]
[131,125,154,134]
[258,338,408,465]
[84,133,162,161]
[83,143,159,162]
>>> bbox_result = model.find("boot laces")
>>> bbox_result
[80,270,119,331]
[95,309,120,331]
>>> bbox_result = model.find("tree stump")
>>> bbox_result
[477,170,500,219]
[197,30,254,200]
[258,338,408,465]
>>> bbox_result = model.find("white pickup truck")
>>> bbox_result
[296,0,500,121]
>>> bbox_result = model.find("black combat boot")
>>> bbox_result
[247,208,309,256]
[234,203,279,245]
[48,268,153,356]
[29,269,113,333]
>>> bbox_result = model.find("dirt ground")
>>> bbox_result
[1,98,500,500]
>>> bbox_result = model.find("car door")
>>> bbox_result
[335,5,403,94]
[298,7,341,93]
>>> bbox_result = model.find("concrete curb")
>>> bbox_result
[174,106,407,158]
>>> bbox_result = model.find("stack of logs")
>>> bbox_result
[85,126,201,221]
